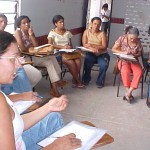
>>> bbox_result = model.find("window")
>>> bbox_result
[0,0,20,33]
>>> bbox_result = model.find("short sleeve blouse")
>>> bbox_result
[47,29,73,46]
[115,35,142,55]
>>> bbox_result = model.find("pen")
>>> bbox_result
[34,94,43,99]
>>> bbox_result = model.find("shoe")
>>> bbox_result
[97,85,104,88]
[146,98,150,108]
[123,96,131,103]
[72,83,86,89]
[57,80,68,88]
[50,89,61,97]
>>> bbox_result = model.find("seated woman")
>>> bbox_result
[112,27,143,103]
[47,15,84,88]
[14,15,67,97]
[0,14,42,94]
[82,17,110,88]
[0,31,81,150]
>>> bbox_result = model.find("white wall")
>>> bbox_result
[21,0,87,36]
[108,0,127,48]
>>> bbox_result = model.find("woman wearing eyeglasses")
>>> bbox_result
[112,27,143,103]
[0,31,81,150]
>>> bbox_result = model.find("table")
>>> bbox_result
[81,121,114,149]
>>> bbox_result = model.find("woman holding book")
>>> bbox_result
[0,31,81,150]
[82,17,110,88]
[112,27,143,103]
[48,15,84,88]
[14,15,67,97]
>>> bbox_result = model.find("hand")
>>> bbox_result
[28,26,34,36]
[22,91,42,102]
[50,133,82,150]
[48,95,68,112]
[63,45,71,49]
[18,56,26,64]
[84,43,91,48]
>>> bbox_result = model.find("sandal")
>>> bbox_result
[123,95,131,103]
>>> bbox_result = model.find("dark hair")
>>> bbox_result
[0,31,16,55]
[15,15,31,29]
[91,17,101,23]
[102,3,108,9]
[52,15,64,25]
[0,14,7,22]
[128,27,139,36]
[124,26,133,34]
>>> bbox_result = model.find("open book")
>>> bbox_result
[77,46,93,52]
[59,49,77,53]
[38,121,107,150]
[113,53,136,61]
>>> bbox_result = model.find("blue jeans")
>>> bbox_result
[82,52,110,86]
[22,112,64,150]
[1,67,32,94]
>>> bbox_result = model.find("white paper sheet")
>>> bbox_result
[14,100,36,114]
[113,53,136,61]
[34,44,51,49]
[38,121,107,150]
[59,49,76,53]
[77,46,93,52]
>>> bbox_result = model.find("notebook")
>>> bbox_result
[59,49,77,53]
[38,121,107,150]
[77,46,93,52]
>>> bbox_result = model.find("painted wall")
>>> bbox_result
[21,0,88,47]
[109,0,127,48]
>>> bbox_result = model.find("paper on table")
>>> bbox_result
[59,49,76,53]
[77,46,93,52]
[38,121,107,150]
[14,100,36,114]
[34,44,52,50]
[113,53,136,61]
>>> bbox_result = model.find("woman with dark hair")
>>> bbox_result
[112,27,143,103]
[0,31,81,150]
[48,15,84,88]
[14,15,67,97]
[101,3,110,33]
[82,17,110,88]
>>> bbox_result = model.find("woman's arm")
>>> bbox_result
[22,95,68,130]
[48,37,71,49]
[14,30,29,52]
[0,93,16,150]
[8,91,42,102]
[28,27,38,47]
[112,42,125,54]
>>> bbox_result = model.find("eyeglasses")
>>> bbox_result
[0,56,20,63]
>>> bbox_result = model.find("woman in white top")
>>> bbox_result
[0,31,81,149]
[48,15,85,88]
[101,3,110,34]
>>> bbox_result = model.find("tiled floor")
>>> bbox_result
[35,51,150,150]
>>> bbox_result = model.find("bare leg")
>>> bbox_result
[62,58,84,87]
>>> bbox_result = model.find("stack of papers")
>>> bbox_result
[113,53,136,61]
[77,46,93,52]
[38,121,107,150]
[59,49,76,53]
